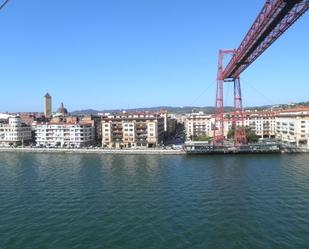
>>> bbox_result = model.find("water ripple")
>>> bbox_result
[0,153,309,248]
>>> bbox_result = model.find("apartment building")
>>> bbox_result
[0,116,32,146]
[101,112,165,148]
[80,115,102,145]
[34,116,94,148]
[245,111,276,138]
[185,113,214,140]
[185,111,276,141]
[161,111,177,137]
[167,118,177,137]
[275,108,309,148]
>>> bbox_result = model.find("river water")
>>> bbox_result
[0,152,309,249]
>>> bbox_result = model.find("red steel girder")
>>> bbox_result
[223,0,309,79]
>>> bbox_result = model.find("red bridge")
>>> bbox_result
[214,0,309,145]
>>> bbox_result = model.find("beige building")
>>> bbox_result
[102,112,165,148]
[184,108,309,149]
[44,93,52,117]
[245,111,276,138]
[185,113,214,140]
[185,111,276,141]
[0,116,32,146]
[224,111,276,139]
[275,108,309,148]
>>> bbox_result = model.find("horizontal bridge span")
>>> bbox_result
[222,0,309,79]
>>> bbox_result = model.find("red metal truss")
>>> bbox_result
[214,50,247,145]
[214,50,235,145]
[213,0,308,145]
[233,78,247,145]
[223,0,309,79]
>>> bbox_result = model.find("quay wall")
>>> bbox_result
[0,147,186,155]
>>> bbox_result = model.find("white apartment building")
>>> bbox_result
[185,108,309,149]
[245,112,276,138]
[185,113,214,140]
[225,111,276,139]
[102,112,165,148]
[185,111,276,141]
[0,116,32,146]
[275,109,309,148]
[35,122,94,148]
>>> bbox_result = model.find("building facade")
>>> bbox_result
[34,117,94,147]
[244,111,276,138]
[80,115,102,145]
[185,111,277,141]
[0,116,32,146]
[185,113,214,140]
[101,112,165,148]
[275,109,309,148]
[167,117,177,137]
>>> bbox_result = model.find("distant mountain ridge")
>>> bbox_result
[71,101,309,115]
[71,105,266,115]
[72,106,225,115]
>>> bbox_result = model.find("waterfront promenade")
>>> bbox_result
[0,145,308,155]
[0,147,186,155]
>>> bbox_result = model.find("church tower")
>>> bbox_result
[44,93,52,117]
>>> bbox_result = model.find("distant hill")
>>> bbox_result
[71,106,233,115]
[296,101,309,107]
[72,101,308,115]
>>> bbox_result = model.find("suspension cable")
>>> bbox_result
[0,0,10,11]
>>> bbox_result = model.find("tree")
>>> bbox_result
[246,128,259,143]
[227,127,258,143]
[193,135,212,142]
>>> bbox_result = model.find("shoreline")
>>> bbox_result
[0,147,308,155]
[0,147,186,155]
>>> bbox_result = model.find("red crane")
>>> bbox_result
[213,0,309,145]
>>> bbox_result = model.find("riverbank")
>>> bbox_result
[0,147,186,155]
[0,146,308,155]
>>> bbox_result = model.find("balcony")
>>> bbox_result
[136,134,147,138]
[112,135,123,139]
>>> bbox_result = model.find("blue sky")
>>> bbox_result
[0,0,308,112]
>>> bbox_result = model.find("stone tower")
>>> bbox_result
[44,93,52,117]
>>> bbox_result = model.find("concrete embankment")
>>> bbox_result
[0,147,186,155]
[281,147,309,153]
